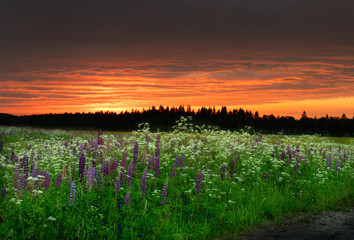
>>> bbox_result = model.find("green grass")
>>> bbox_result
[0,121,353,239]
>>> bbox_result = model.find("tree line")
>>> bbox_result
[0,106,353,136]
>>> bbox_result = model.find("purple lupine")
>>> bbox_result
[56,173,62,189]
[285,153,291,166]
[19,174,25,195]
[87,167,96,190]
[181,153,185,168]
[154,156,160,178]
[196,170,203,197]
[141,169,147,197]
[13,165,19,186]
[98,129,104,145]
[156,133,161,144]
[171,163,177,180]
[281,150,285,161]
[101,161,109,177]
[230,157,236,180]
[161,179,168,207]
[126,161,133,188]
[68,181,76,205]
[108,160,115,175]
[73,147,77,156]
[147,156,154,171]
[328,155,333,170]
[293,163,299,176]
[43,171,50,191]
[175,155,180,166]
[115,176,121,193]
[264,171,270,181]
[121,150,128,180]
[335,157,341,172]
[78,152,86,180]
[133,142,139,176]
[220,164,226,181]
[22,155,29,180]
[1,188,6,200]
[91,140,99,162]
[125,191,131,206]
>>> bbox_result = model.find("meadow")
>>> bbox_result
[0,117,353,239]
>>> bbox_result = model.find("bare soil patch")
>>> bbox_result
[217,207,354,240]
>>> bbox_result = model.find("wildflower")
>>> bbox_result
[101,161,109,177]
[171,163,177,180]
[161,179,168,207]
[141,169,147,197]
[1,188,6,199]
[87,167,96,190]
[78,152,86,180]
[48,216,57,221]
[56,173,62,189]
[121,150,127,179]
[43,171,50,191]
[220,164,226,181]
[335,157,341,172]
[147,156,154,171]
[127,161,133,188]
[125,192,131,206]
[230,157,236,180]
[13,166,19,190]
[19,174,25,195]
[68,181,76,205]
[196,170,203,197]
[98,129,104,145]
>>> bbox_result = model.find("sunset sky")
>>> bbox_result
[1,0,353,118]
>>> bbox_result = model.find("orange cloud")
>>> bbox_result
[0,47,353,118]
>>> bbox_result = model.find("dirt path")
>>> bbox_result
[217,207,354,240]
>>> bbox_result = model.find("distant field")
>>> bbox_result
[0,120,353,239]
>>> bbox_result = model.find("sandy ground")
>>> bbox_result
[216,207,354,240]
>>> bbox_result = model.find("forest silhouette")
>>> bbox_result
[0,106,353,136]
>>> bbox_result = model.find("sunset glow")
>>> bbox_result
[1,1,353,118]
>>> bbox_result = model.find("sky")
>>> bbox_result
[0,0,353,118]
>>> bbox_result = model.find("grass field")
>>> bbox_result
[0,118,353,239]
